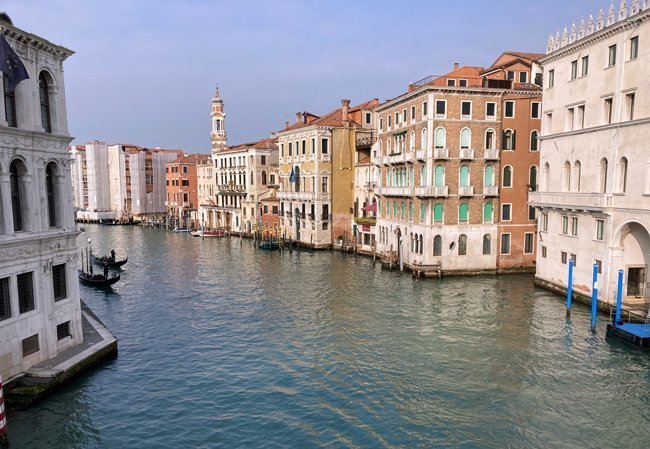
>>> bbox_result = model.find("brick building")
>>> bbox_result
[166,153,210,228]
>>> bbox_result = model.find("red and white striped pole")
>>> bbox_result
[0,373,8,446]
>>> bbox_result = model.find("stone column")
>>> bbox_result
[0,173,11,234]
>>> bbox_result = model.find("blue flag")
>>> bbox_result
[289,167,296,183]
[0,34,29,92]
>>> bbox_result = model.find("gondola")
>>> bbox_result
[78,269,120,287]
[91,253,128,268]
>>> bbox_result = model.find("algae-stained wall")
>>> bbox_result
[331,128,356,240]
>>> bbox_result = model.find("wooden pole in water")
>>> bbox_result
[0,373,8,446]
[372,242,376,265]
[615,269,624,325]
[591,262,599,331]
[566,259,574,316]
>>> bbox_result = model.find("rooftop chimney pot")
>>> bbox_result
[295,112,302,123]
[453,62,460,70]
[341,99,350,125]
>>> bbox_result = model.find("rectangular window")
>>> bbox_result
[501,204,512,221]
[486,102,496,119]
[608,44,617,67]
[548,69,555,88]
[604,98,613,124]
[561,251,568,264]
[519,71,528,83]
[365,112,371,124]
[528,206,536,221]
[302,140,306,155]
[500,234,511,255]
[630,36,639,60]
[57,321,71,340]
[422,101,428,117]
[542,213,548,231]
[4,74,17,127]
[388,115,392,127]
[562,216,568,234]
[17,272,34,314]
[461,101,471,119]
[541,245,547,258]
[0,277,10,321]
[545,112,553,132]
[52,264,67,301]
[288,142,292,156]
[596,219,604,240]
[531,102,541,119]
[524,233,534,254]
[447,79,456,86]
[570,60,578,80]
[22,334,39,357]
[595,259,602,274]
[181,179,189,187]
[411,106,416,120]
[566,107,575,131]
[625,92,635,121]
[504,101,515,118]
[379,118,383,130]
[395,112,399,124]
[321,177,328,193]
[459,79,468,87]
[402,109,407,122]
[321,138,329,154]
[582,56,589,76]
[577,105,585,129]
[435,100,446,117]
[570,253,577,266]
[506,70,515,81]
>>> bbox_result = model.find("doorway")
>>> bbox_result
[627,267,645,297]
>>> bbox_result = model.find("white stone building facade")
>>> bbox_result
[530,1,650,305]
[0,15,83,381]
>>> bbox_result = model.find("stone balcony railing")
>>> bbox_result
[529,192,613,210]
[375,186,412,196]
[433,148,449,159]
[484,148,499,160]
[483,185,498,196]
[459,149,475,159]
[382,152,415,165]
[416,148,432,160]
[458,186,474,196]
[414,186,449,197]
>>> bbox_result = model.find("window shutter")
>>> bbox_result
[512,131,517,151]
[501,131,507,150]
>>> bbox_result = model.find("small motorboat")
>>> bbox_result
[259,241,280,251]
[193,229,228,238]
[78,269,120,287]
[91,253,128,268]
[173,227,191,233]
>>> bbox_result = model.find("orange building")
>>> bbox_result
[166,153,211,228]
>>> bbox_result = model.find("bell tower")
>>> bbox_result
[211,85,227,153]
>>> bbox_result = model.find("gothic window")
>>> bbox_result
[434,127,446,149]
[458,234,467,256]
[46,162,58,227]
[10,159,25,232]
[433,235,442,256]
[39,72,52,133]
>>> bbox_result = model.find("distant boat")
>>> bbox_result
[78,269,120,287]
[192,229,228,238]
[100,219,137,226]
[259,241,280,251]
[173,227,191,233]
[91,253,128,268]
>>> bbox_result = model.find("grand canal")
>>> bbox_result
[7,224,650,448]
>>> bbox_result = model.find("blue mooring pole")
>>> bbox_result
[566,259,574,316]
[615,269,624,326]
[591,263,599,331]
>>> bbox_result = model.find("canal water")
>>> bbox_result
[7,225,650,448]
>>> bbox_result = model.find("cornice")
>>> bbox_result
[0,24,74,60]
[540,116,650,140]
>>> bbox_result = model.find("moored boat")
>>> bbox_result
[78,269,120,287]
[259,241,280,250]
[91,253,128,268]
[173,227,191,233]
[193,229,228,237]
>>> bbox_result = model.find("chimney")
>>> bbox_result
[296,111,302,123]
[302,112,307,124]
[284,121,289,130]
[341,99,350,125]
[453,62,459,71]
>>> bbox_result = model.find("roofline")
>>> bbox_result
[0,22,74,59]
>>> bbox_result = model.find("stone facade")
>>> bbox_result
[0,15,83,382]
[531,2,650,306]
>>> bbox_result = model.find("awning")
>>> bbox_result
[361,203,377,213]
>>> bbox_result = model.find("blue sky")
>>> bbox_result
[5,0,600,152]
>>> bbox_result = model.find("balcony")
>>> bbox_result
[375,186,412,196]
[484,148,499,160]
[278,191,316,201]
[459,149,474,160]
[416,148,432,160]
[382,152,415,165]
[414,186,448,197]
[483,185,499,196]
[458,186,474,196]
[528,192,613,211]
[433,148,449,159]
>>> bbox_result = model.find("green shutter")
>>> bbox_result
[483,203,493,221]
[460,165,469,187]
[459,203,468,222]
[512,131,517,150]
[485,165,494,186]
[434,203,443,222]
[435,165,444,187]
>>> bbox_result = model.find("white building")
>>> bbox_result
[531,1,650,307]
[0,14,83,381]
[70,141,115,221]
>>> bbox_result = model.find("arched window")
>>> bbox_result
[599,158,608,193]
[502,129,515,151]
[434,127,446,149]
[10,160,25,232]
[421,128,428,150]
[485,129,495,150]
[378,139,383,156]
[250,170,254,186]
[410,233,414,252]
[530,130,539,151]
[434,165,445,187]
[543,162,550,191]
[459,165,470,187]
[39,72,52,133]
[433,235,442,256]
[419,234,423,255]
[420,165,427,187]
[460,128,471,149]
[410,166,415,186]
[401,202,405,219]
[618,157,628,193]
[46,162,58,227]
[458,234,467,256]
[483,203,493,223]
[433,203,443,223]
[420,203,426,222]
[4,74,17,127]
[529,166,538,192]
[484,165,494,186]
[562,161,571,191]
[387,137,392,154]
[482,234,492,255]
[408,202,413,221]
[459,202,469,223]
[573,161,581,192]
[261,170,267,185]
[410,131,415,150]
[502,165,513,188]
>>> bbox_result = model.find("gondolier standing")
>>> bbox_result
[103,263,109,279]
[110,249,115,262]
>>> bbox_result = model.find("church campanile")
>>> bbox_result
[210,85,227,153]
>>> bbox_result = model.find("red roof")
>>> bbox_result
[279,99,378,133]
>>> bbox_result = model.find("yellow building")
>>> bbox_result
[277,99,378,248]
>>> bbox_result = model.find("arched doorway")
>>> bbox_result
[616,222,650,299]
